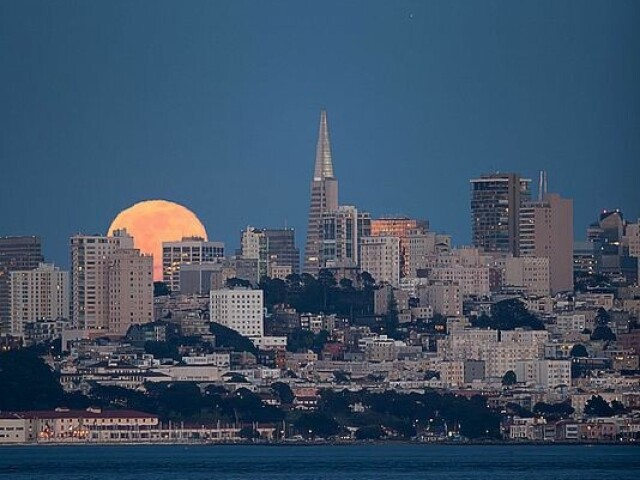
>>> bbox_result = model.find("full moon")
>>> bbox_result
[108,199,208,281]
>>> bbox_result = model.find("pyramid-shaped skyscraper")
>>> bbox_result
[303,110,338,275]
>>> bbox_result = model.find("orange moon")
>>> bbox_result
[108,200,208,280]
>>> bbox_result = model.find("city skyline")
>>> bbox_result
[1,1,639,269]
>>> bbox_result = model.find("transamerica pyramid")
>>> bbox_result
[303,110,339,275]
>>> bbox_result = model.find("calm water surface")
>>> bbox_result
[0,444,638,480]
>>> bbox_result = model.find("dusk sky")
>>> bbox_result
[1,0,638,266]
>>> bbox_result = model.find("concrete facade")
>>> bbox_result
[520,193,574,293]
[9,263,69,337]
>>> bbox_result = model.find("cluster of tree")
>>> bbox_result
[286,329,329,353]
[0,349,68,411]
[584,395,627,417]
[259,270,376,317]
[314,389,502,440]
[501,370,517,386]
[471,299,545,331]
[141,321,258,359]
[532,401,575,420]
[153,281,171,297]
[590,325,616,342]
[210,322,258,353]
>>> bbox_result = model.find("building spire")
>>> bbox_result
[313,109,334,180]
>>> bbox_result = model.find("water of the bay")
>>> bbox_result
[0,444,638,480]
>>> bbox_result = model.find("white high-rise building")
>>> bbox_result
[9,263,69,337]
[209,288,264,339]
[162,237,224,292]
[359,236,401,287]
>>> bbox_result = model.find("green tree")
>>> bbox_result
[226,277,253,288]
[356,424,384,440]
[533,401,575,420]
[294,411,339,438]
[259,276,287,308]
[239,426,260,439]
[584,395,614,417]
[144,341,180,360]
[570,344,588,357]
[286,329,315,352]
[383,290,400,338]
[270,382,295,404]
[474,299,545,330]
[591,325,616,341]
[611,400,627,415]
[339,278,354,290]
[0,349,66,410]
[595,307,611,326]
[153,281,171,297]
[359,271,376,290]
[154,383,203,420]
[210,322,258,353]
[502,370,517,386]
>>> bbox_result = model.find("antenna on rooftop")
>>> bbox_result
[538,170,548,201]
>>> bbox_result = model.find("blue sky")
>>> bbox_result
[1,0,638,266]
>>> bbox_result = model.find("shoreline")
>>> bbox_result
[1,440,638,447]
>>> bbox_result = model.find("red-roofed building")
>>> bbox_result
[0,408,158,443]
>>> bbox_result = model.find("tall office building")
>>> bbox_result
[520,193,574,293]
[470,173,531,255]
[371,216,429,277]
[162,237,224,292]
[321,206,371,268]
[0,236,44,334]
[587,210,638,282]
[303,110,339,276]
[240,227,300,279]
[9,263,69,337]
[263,228,300,276]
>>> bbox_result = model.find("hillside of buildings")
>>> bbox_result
[1,116,639,444]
